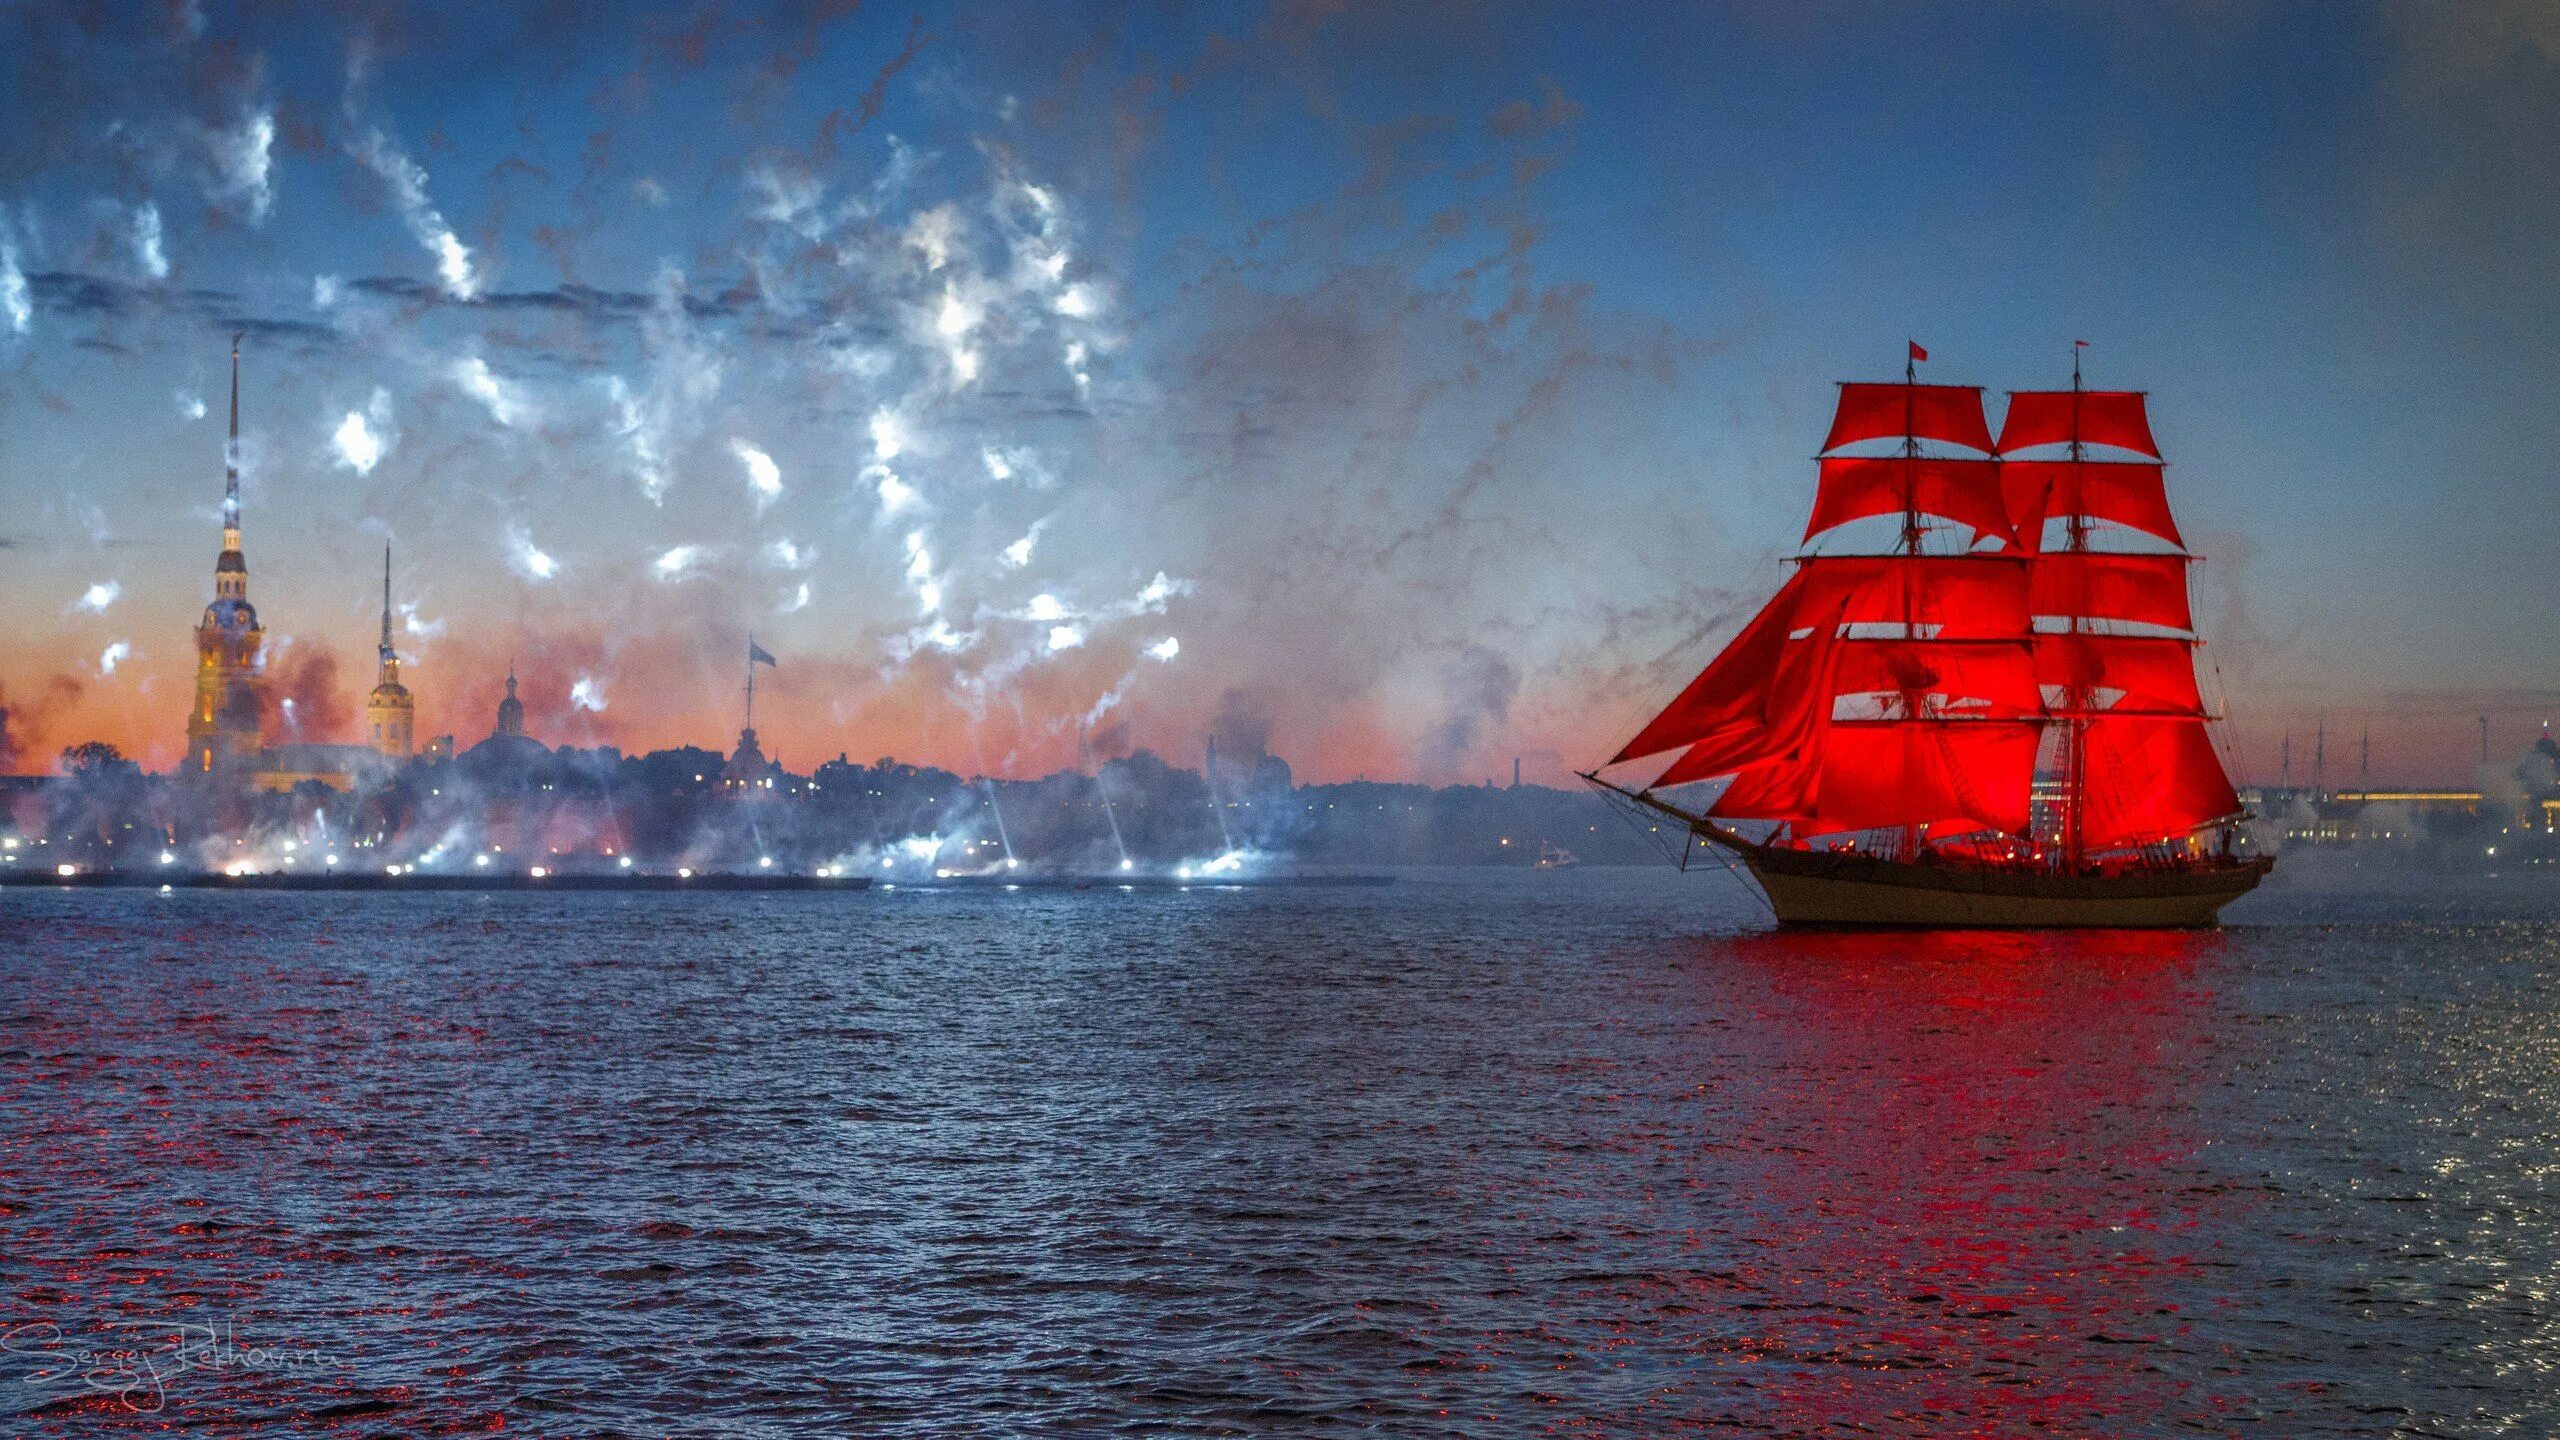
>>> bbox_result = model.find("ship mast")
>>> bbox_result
[1898,344,1923,860]
[2062,341,2088,871]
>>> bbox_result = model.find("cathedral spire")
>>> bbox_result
[379,544,395,660]
[212,336,250,603]
[223,334,242,542]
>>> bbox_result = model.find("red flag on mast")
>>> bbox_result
[1908,340,1928,363]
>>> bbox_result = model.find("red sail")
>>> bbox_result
[1652,613,1844,786]
[1804,457,2014,545]
[1997,390,2159,457]
[2075,717,2241,849]
[1822,383,1995,455]
[1833,639,2043,716]
[1609,571,1810,765]
[1714,720,2041,836]
[2000,460,2185,552]
[2033,634,2205,716]
[1797,554,2031,637]
[2029,553,2193,631]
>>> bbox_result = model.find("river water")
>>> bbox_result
[3,860,2555,1434]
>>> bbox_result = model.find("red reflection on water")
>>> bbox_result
[1691,927,2228,1431]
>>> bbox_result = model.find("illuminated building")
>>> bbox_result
[184,338,267,776]
[365,545,416,760]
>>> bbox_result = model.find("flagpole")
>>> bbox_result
[744,634,756,734]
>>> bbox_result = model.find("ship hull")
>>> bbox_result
[1736,846,2271,929]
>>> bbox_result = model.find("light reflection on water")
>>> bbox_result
[1,864,2555,1434]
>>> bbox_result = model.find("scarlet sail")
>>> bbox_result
[1805,457,2013,545]
[1822,382,1996,455]
[2029,553,2194,632]
[2075,717,2240,850]
[2002,460,2184,551]
[1998,390,2159,457]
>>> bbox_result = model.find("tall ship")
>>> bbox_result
[1587,346,2270,927]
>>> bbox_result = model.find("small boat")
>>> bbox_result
[1586,345,2269,928]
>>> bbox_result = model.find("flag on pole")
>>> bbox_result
[1908,340,1928,362]
[749,639,777,667]
[2074,339,2089,349]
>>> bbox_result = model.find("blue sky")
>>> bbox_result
[5,1,2556,784]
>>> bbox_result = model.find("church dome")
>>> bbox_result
[370,679,412,705]
[494,670,526,738]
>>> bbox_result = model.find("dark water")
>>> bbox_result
[3,860,2557,1435]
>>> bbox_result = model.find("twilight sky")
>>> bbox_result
[5,1,2557,786]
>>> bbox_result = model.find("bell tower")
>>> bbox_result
[366,544,415,759]
[184,336,267,776]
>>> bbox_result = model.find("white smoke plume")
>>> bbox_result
[69,581,120,614]
[176,389,206,420]
[205,108,275,223]
[605,265,725,504]
[653,545,705,581]
[350,125,479,300]
[731,438,783,510]
[97,641,132,676]
[331,387,397,474]
[452,355,529,429]
[133,203,168,280]
[505,523,558,581]
[0,220,28,335]
[570,677,608,712]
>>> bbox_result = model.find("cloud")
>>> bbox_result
[96,641,131,676]
[1145,636,1181,662]
[68,581,120,614]
[653,544,705,580]
[452,355,530,428]
[331,387,397,474]
[176,389,206,420]
[350,125,480,300]
[570,676,608,711]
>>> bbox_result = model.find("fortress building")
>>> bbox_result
[185,338,267,777]
[366,546,415,759]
